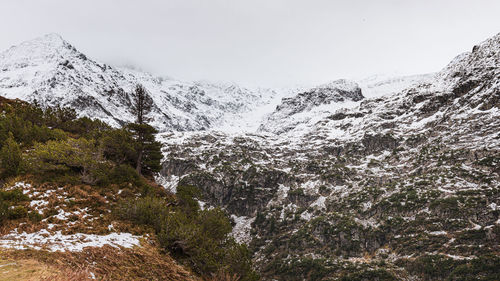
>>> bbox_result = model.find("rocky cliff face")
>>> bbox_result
[159,33,500,280]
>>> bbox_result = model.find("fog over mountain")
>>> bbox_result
[1,0,499,87]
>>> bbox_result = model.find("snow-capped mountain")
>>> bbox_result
[256,33,499,141]
[303,32,500,146]
[0,33,450,136]
[0,33,279,132]
[157,32,500,280]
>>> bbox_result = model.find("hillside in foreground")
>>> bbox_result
[0,97,257,280]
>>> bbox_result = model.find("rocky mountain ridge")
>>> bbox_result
[258,79,364,134]
[0,33,280,132]
[0,33,436,135]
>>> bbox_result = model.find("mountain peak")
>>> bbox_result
[9,33,73,52]
[258,79,363,134]
[34,33,68,46]
[319,79,360,93]
[0,33,78,66]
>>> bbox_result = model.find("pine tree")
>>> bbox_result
[128,84,162,175]
[127,123,162,175]
[131,84,153,125]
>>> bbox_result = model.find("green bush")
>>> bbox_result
[288,188,305,197]
[24,138,113,185]
[8,205,27,219]
[62,116,110,138]
[448,254,500,280]
[108,164,144,186]
[0,133,22,177]
[100,129,137,165]
[118,196,169,230]
[405,254,500,281]
[0,200,8,224]
[267,258,333,281]
[0,189,29,202]
[0,189,29,223]
[339,269,397,281]
[117,187,258,280]
[0,114,67,147]
[176,185,201,216]
[30,125,67,144]
[406,255,461,280]
[28,211,43,222]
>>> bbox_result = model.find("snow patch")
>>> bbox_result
[155,174,179,193]
[0,230,141,252]
[231,215,255,244]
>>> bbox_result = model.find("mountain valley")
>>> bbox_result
[0,33,499,280]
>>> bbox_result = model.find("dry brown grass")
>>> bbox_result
[39,269,91,281]
[0,258,90,281]
[0,176,204,280]
[2,243,200,281]
[0,220,17,236]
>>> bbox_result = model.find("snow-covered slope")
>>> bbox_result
[258,79,364,134]
[0,33,444,135]
[0,34,279,132]
[356,73,434,98]
[303,32,500,147]
[158,32,500,280]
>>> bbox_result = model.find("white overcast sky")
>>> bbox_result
[0,0,499,87]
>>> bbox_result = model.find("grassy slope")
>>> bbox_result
[0,175,199,281]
